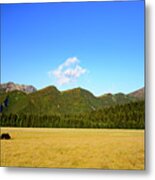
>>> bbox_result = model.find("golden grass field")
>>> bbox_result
[0,128,144,170]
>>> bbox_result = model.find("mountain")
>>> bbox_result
[61,87,103,113]
[98,92,137,106]
[128,87,144,100]
[0,82,37,94]
[16,87,103,115]
[0,83,144,115]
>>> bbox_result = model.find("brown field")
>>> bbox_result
[0,128,144,169]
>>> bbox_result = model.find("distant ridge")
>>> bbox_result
[128,87,144,100]
[0,82,37,94]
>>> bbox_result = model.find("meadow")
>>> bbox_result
[0,128,144,170]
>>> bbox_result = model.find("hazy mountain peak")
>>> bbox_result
[128,87,144,100]
[0,82,37,94]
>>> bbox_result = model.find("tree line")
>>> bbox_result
[0,101,145,129]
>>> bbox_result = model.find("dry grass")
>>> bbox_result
[0,128,144,170]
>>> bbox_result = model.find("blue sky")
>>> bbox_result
[1,1,144,96]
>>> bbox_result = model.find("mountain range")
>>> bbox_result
[0,82,144,115]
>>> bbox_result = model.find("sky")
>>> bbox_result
[0,1,144,96]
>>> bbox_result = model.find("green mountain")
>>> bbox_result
[98,92,137,106]
[0,83,144,115]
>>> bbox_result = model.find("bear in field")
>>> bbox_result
[0,133,11,140]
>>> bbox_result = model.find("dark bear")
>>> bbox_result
[0,133,11,140]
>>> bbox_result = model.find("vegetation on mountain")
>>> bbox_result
[0,85,144,114]
[0,84,145,129]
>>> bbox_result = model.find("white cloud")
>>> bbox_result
[64,57,79,67]
[48,57,87,85]
[64,65,86,78]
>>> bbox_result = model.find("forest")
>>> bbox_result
[0,100,145,129]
